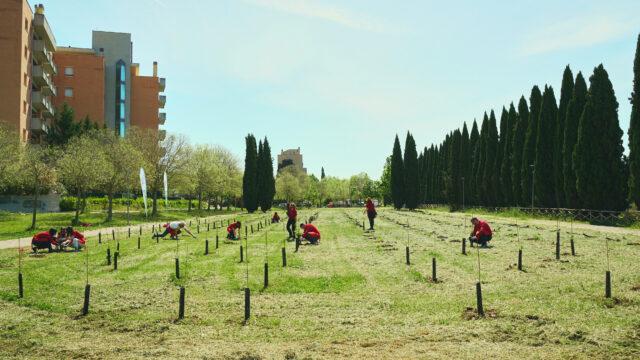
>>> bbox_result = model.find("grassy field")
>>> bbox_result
[0,208,241,241]
[1,208,639,359]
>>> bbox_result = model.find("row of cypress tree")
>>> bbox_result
[390,34,640,211]
[242,134,276,213]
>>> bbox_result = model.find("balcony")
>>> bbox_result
[159,78,166,92]
[30,117,48,134]
[158,129,166,141]
[33,13,56,52]
[159,112,166,125]
[42,84,57,97]
[159,95,166,108]
[31,91,53,116]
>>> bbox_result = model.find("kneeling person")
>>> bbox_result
[272,212,280,224]
[227,221,242,240]
[62,227,87,252]
[469,217,492,248]
[31,228,58,253]
[300,223,321,245]
[153,221,196,240]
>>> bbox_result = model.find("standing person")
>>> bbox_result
[272,212,281,224]
[31,228,58,253]
[469,217,493,248]
[62,226,87,252]
[299,223,321,245]
[364,197,377,231]
[286,203,297,239]
[153,221,196,240]
[227,221,242,240]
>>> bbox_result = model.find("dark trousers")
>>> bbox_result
[286,219,296,238]
[367,212,375,229]
[154,229,181,238]
[33,241,53,252]
[472,234,492,246]
[227,230,236,240]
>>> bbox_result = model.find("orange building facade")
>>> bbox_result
[0,1,166,143]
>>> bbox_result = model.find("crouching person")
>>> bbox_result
[153,221,196,240]
[227,221,241,240]
[469,217,492,248]
[300,223,321,245]
[272,212,280,224]
[31,228,58,253]
[62,227,86,252]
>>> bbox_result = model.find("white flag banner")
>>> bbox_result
[163,171,168,212]
[140,168,148,217]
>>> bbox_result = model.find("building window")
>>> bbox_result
[64,88,74,97]
[65,67,74,76]
[24,73,28,86]
[116,59,126,137]
[23,101,27,114]
[25,18,28,32]
[24,46,28,59]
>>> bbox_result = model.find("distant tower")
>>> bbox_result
[277,147,307,174]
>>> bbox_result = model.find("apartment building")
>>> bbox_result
[278,147,307,174]
[0,1,167,143]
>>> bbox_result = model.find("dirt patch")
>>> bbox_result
[631,284,640,291]
[543,258,569,263]
[449,239,461,243]
[359,341,377,348]
[626,242,640,246]
[462,307,499,320]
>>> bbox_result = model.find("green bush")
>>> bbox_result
[59,196,205,212]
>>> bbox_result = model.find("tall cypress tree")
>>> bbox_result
[628,34,640,207]
[461,123,471,207]
[497,107,509,205]
[555,66,574,207]
[445,130,462,208]
[390,135,405,209]
[534,86,559,207]
[404,132,419,209]
[563,72,588,208]
[511,96,528,205]
[243,134,259,213]
[574,65,627,210]
[501,103,516,206]
[469,120,480,205]
[475,114,489,205]
[521,86,542,207]
[256,140,264,206]
[483,111,499,206]
[321,167,326,179]
[260,137,276,212]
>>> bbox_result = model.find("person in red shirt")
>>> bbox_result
[299,222,321,245]
[364,197,377,231]
[272,212,281,224]
[469,217,493,248]
[31,228,58,253]
[227,221,242,240]
[60,227,87,252]
[286,203,297,239]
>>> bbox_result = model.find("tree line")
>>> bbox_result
[0,123,242,229]
[389,34,640,211]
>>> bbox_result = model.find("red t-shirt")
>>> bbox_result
[302,224,320,238]
[272,214,280,221]
[227,222,240,233]
[32,232,55,245]
[71,230,87,244]
[288,206,297,220]
[366,201,376,213]
[472,220,493,237]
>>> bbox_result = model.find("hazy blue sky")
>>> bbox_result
[43,0,640,179]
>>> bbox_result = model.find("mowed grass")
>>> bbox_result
[1,208,640,359]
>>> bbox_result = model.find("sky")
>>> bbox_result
[42,0,640,179]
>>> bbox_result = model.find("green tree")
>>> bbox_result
[378,156,392,206]
[563,72,588,208]
[521,86,542,207]
[500,103,516,206]
[460,123,471,207]
[468,120,480,205]
[555,66,574,207]
[22,145,55,229]
[511,96,528,206]
[445,129,462,208]
[497,107,509,205]
[321,167,326,179]
[260,137,276,212]
[475,113,488,205]
[628,34,640,207]
[243,134,259,212]
[483,111,499,206]
[534,85,559,207]
[45,102,80,146]
[390,135,405,209]
[574,64,627,210]
[404,132,419,209]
